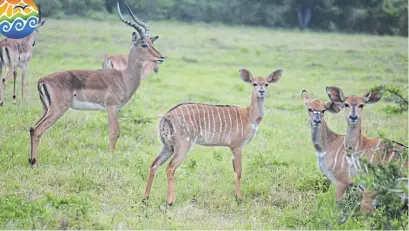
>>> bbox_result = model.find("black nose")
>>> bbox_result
[160,56,166,59]
[313,119,321,125]
[349,115,358,121]
[259,90,265,94]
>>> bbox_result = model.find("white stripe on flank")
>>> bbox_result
[341,152,347,169]
[209,107,215,143]
[232,107,239,132]
[332,141,344,171]
[238,109,244,138]
[227,107,233,144]
[370,151,376,163]
[194,105,202,137]
[382,151,387,162]
[173,107,182,125]
[216,107,222,142]
[204,105,209,142]
[179,106,189,132]
[388,151,395,163]
[351,155,358,170]
[376,139,382,148]
[221,107,227,144]
[40,84,50,107]
[185,105,196,135]
[189,105,198,136]
[360,149,366,158]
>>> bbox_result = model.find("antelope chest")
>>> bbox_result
[315,151,336,182]
[243,124,259,147]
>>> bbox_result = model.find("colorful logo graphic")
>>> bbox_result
[0,0,39,39]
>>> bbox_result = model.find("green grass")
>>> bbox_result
[0,19,407,229]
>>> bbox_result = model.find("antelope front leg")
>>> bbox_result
[230,147,243,202]
[360,189,375,213]
[21,64,27,104]
[107,106,120,152]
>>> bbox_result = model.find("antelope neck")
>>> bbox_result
[345,120,363,151]
[311,119,337,153]
[248,94,265,125]
[122,52,143,98]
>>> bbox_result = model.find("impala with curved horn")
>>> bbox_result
[102,2,160,75]
[28,1,166,167]
[0,5,47,106]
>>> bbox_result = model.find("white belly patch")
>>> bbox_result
[316,151,336,182]
[71,98,106,111]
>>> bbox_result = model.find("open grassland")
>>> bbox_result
[0,19,407,229]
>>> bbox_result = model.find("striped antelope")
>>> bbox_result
[301,90,353,200]
[144,68,283,205]
[0,5,46,106]
[326,86,408,213]
[29,1,166,167]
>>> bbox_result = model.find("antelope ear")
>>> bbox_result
[324,101,344,113]
[326,86,345,103]
[364,86,385,104]
[150,36,159,43]
[267,69,283,83]
[301,90,309,102]
[239,69,253,84]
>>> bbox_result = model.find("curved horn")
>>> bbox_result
[117,1,144,38]
[124,1,151,36]
[37,4,41,23]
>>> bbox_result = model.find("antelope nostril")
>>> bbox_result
[313,120,321,124]
[160,56,166,59]
[349,116,358,120]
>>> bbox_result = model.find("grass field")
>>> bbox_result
[0,19,407,229]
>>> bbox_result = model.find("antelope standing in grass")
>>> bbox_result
[301,90,353,199]
[144,68,283,205]
[326,86,408,213]
[29,1,166,167]
[0,5,46,106]
[102,1,159,79]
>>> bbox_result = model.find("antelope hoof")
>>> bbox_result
[142,197,149,204]
[235,195,242,204]
[28,158,37,166]
[0,101,3,106]
[12,95,16,104]
[167,202,173,207]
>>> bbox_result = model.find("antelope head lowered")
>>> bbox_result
[29,1,166,167]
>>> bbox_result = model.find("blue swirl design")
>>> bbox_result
[0,16,39,39]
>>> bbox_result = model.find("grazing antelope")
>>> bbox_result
[0,5,47,106]
[301,90,353,199]
[144,68,283,205]
[29,1,166,167]
[326,86,408,213]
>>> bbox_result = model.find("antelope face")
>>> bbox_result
[301,90,344,128]
[239,69,283,99]
[326,86,384,126]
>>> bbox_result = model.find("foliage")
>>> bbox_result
[382,85,408,114]
[33,0,407,36]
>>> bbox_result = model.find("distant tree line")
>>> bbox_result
[35,0,408,36]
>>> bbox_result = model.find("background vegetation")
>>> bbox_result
[34,0,408,36]
[0,17,407,229]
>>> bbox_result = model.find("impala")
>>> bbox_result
[326,86,408,212]
[301,90,352,200]
[143,68,283,205]
[29,1,166,167]
[0,5,46,106]
[102,1,159,80]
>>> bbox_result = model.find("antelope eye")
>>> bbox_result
[308,108,313,112]
[344,103,350,108]
[142,44,148,48]
[265,84,269,87]
[253,83,258,87]
[358,104,364,108]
